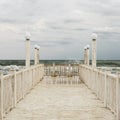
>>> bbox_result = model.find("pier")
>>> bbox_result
[0,64,119,120]
[0,33,120,120]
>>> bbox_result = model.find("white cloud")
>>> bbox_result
[0,0,120,59]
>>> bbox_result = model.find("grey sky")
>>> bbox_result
[0,0,120,60]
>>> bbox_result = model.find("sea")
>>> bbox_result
[0,60,120,67]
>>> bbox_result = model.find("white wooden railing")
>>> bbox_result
[1,64,120,119]
[44,65,80,85]
[79,65,120,120]
[44,65,79,76]
[0,64,44,120]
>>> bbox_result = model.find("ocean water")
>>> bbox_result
[0,60,120,67]
[0,60,81,66]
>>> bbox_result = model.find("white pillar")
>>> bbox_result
[84,46,87,65]
[34,45,38,65]
[37,46,40,64]
[25,32,31,67]
[91,33,97,68]
[86,44,90,66]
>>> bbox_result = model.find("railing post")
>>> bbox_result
[39,65,42,81]
[42,64,44,79]
[0,72,3,120]
[53,63,55,76]
[104,72,107,107]
[13,70,17,108]
[22,71,25,99]
[69,64,71,77]
[31,68,34,87]
[116,74,120,120]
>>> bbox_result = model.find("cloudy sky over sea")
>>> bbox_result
[0,0,120,60]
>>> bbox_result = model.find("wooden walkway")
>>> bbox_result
[4,77,116,120]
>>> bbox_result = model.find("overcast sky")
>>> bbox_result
[0,0,120,60]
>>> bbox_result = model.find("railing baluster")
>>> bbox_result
[0,73,3,120]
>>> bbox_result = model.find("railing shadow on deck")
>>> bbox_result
[79,64,120,120]
[0,64,44,120]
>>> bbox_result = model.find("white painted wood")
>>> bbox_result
[25,39,31,67]
[0,73,3,120]
[34,48,38,65]
[0,64,44,119]
[116,74,120,120]
[1,63,119,119]
[37,49,40,64]
[4,80,115,120]
[79,64,119,118]
[92,39,97,68]
[13,70,16,108]
[86,48,90,66]
[84,50,86,64]
[22,71,25,99]
[104,72,107,107]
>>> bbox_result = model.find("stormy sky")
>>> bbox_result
[0,0,120,60]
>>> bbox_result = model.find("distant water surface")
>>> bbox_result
[0,60,120,67]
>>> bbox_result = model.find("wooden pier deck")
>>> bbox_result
[4,77,116,120]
